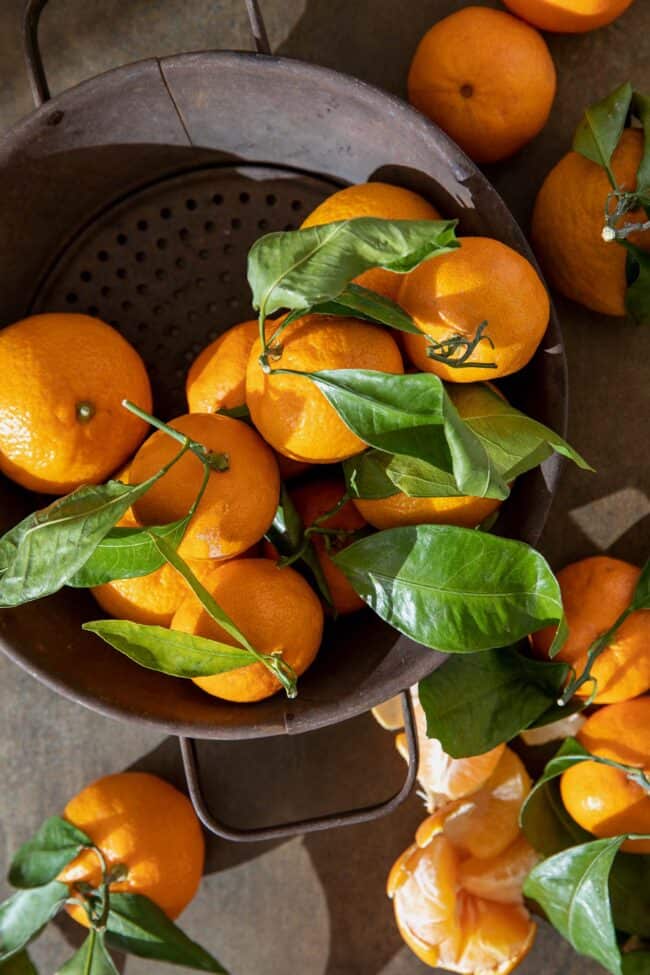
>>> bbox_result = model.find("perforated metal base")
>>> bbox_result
[32,164,339,417]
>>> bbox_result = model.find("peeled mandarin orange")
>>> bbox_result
[532,129,650,317]
[59,772,204,925]
[186,319,258,413]
[246,314,403,463]
[417,748,531,860]
[408,7,556,164]
[502,0,635,32]
[171,558,324,702]
[352,382,507,530]
[0,314,152,494]
[531,556,650,703]
[389,833,536,974]
[399,237,549,382]
[301,182,440,301]
[561,697,650,853]
[130,413,279,561]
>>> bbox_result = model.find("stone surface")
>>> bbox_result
[0,0,648,973]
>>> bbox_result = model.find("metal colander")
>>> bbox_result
[0,0,567,839]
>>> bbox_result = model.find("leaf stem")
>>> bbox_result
[122,400,229,473]
[425,320,497,369]
[559,606,633,705]
[84,928,97,975]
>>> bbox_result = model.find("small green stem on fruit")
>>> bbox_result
[559,606,633,706]
[122,400,229,473]
[425,320,496,370]
[602,189,650,243]
[76,401,96,423]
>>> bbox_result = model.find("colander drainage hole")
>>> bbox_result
[66,292,78,304]
[185,199,197,211]
[80,270,92,282]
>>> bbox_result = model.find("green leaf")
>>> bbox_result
[446,384,592,480]
[0,880,67,961]
[68,519,188,588]
[290,370,508,500]
[523,836,625,975]
[343,451,400,500]
[106,893,226,972]
[313,283,423,335]
[146,535,298,698]
[332,525,563,653]
[632,90,650,191]
[418,644,570,757]
[9,817,91,889]
[610,852,650,937]
[622,953,650,975]
[248,217,458,320]
[264,487,333,606]
[0,949,38,974]
[573,82,633,182]
[56,931,118,975]
[0,445,184,608]
[625,242,650,325]
[82,620,257,677]
[631,556,650,610]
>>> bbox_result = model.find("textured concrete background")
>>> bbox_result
[0,0,648,973]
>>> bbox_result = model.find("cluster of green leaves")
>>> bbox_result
[417,556,649,757]
[0,410,298,697]
[248,216,589,507]
[0,816,225,974]
[574,81,650,323]
[520,738,650,975]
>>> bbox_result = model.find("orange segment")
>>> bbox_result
[417,748,531,859]
[459,836,539,905]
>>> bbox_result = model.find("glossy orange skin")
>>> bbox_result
[532,129,650,316]
[59,772,204,925]
[561,698,650,853]
[0,314,152,494]
[301,182,440,301]
[353,382,506,531]
[502,0,635,32]
[399,237,549,382]
[531,556,650,703]
[408,7,556,164]
[130,413,279,561]
[186,319,258,413]
[246,314,403,463]
[388,748,537,974]
[265,478,367,615]
[171,558,324,702]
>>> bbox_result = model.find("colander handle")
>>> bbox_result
[179,689,419,842]
[23,0,271,107]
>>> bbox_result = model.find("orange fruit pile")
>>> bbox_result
[407,7,556,164]
[59,771,204,924]
[531,556,650,703]
[561,697,650,853]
